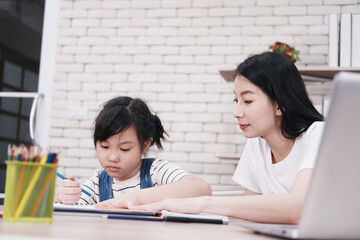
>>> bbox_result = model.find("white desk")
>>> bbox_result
[0,211,277,240]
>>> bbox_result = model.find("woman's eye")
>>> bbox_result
[233,99,238,103]
[121,148,130,152]
[244,100,253,104]
[101,145,109,149]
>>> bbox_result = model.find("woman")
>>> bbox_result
[132,52,325,224]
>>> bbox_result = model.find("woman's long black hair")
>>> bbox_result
[235,52,324,139]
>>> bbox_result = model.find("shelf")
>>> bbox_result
[216,153,241,161]
[219,67,360,82]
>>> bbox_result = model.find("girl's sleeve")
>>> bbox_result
[151,159,190,186]
[77,170,101,205]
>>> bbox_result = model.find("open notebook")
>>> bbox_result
[235,72,360,239]
[53,203,229,224]
[53,203,157,216]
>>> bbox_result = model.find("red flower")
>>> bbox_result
[268,42,300,63]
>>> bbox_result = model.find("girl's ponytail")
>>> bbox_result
[151,114,167,150]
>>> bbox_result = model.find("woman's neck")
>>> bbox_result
[264,131,295,164]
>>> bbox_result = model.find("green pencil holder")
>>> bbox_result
[3,161,57,222]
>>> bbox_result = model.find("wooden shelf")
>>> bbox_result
[220,67,360,82]
[216,153,241,161]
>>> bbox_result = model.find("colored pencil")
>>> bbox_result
[14,150,50,218]
[30,168,56,217]
[7,144,12,161]
[28,146,34,162]
[6,144,60,219]
[103,214,164,222]
[12,165,27,216]
[56,172,93,198]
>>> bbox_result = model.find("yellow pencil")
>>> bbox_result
[12,165,27,216]
[11,146,29,215]
[40,148,48,164]
[30,168,56,217]
[14,160,47,218]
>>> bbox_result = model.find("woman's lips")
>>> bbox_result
[239,124,250,130]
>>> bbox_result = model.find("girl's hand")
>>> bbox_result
[96,192,140,209]
[55,176,82,205]
[132,196,207,214]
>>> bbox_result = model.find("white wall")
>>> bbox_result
[51,0,360,191]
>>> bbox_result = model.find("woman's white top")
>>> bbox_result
[233,121,325,194]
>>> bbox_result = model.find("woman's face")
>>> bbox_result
[233,75,282,139]
[96,125,151,181]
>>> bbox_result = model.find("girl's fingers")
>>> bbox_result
[58,186,82,195]
[60,179,80,188]
[58,191,82,205]
[97,198,129,208]
[132,202,163,211]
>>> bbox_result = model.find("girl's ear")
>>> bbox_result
[142,137,153,154]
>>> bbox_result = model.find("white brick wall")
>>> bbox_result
[51,0,359,191]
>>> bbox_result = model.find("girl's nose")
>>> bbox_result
[108,151,120,162]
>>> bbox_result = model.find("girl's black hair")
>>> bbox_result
[235,52,324,139]
[93,96,167,150]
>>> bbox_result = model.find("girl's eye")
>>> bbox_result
[233,99,238,103]
[101,145,109,149]
[244,100,253,104]
[121,148,130,152]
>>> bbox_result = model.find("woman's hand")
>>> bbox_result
[55,175,82,205]
[96,192,140,209]
[132,196,207,214]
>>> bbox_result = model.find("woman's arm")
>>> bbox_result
[134,168,312,224]
[138,175,212,203]
[203,168,311,224]
[244,188,260,196]
[96,175,212,208]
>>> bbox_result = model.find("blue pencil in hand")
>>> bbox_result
[56,172,94,198]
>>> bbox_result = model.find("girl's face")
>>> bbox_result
[233,75,282,139]
[96,125,151,181]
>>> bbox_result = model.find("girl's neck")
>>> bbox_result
[264,131,295,164]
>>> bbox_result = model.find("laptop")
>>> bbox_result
[235,72,360,239]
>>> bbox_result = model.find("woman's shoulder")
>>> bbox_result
[305,121,325,136]
[296,121,325,143]
[309,121,325,128]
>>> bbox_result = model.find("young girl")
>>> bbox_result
[56,96,211,206]
[133,52,325,224]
